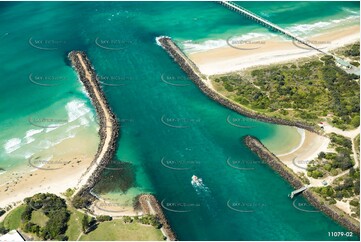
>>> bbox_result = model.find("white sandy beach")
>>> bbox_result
[0,53,137,217]
[189,25,360,75]
[0,129,99,208]
[187,24,359,171]
[187,22,360,212]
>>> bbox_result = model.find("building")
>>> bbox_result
[0,230,25,241]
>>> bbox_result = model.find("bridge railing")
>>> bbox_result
[223,1,277,28]
[220,1,324,53]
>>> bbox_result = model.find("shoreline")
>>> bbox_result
[276,130,330,167]
[157,36,318,133]
[188,25,360,75]
[243,135,360,234]
[275,128,305,157]
[0,51,119,214]
[158,35,360,234]
[68,51,120,198]
[0,126,99,209]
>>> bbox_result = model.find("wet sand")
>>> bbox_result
[189,25,360,75]
[0,129,99,208]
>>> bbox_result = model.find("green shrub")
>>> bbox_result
[330,169,339,176]
[351,115,360,128]
[0,223,8,235]
[96,215,112,222]
[350,199,359,207]
[72,195,92,209]
[123,216,133,224]
[137,215,161,228]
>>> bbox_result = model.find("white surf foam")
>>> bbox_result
[24,151,36,159]
[66,99,91,123]
[4,138,22,154]
[24,129,44,144]
[45,127,58,133]
[181,32,272,54]
[286,15,359,36]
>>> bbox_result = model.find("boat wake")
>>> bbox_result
[191,175,218,217]
[191,175,210,193]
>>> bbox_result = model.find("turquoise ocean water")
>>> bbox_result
[0,1,359,240]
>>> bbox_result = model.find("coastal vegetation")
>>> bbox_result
[72,193,93,209]
[244,135,360,233]
[135,215,162,228]
[314,167,360,218]
[21,193,70,240]
[210,43,360,225]
[334,42,360,66]
[212,47,360,130]
[305,131,359,216]
[0,193,164,241]
[307,133,354,178]
[160,35,360,235]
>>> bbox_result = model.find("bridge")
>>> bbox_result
[219,1,326,54]
[289,186,308,199]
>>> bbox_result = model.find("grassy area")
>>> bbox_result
[2,205,26,230]
[65,206,85,241]
[212,53,360,130]
[79,220,164,241]
[2,194,164,241]
[30,210,48,227]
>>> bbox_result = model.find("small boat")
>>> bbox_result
[191,175,203,186]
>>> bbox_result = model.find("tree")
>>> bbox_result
[350,199,359,207]
[123,216,133,223]
[318,152,326,159]
[82,214,89,233]
[96,215,112,222]
[0,223,8,235]
[72,195,92,209]
[21,206,33,222]
[351,115,360,128]
[21,193,70,240]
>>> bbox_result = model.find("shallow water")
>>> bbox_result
[0,1,359,240]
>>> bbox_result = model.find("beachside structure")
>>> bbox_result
[0,230,26,241]
[219,1,326,54]
[220,1,360,75]
[289,186,308,199]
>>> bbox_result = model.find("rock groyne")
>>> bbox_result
[244,135,305,188]
[157,36,317,133]
[244,135,360,234]
[68,51,119,198]
[139,194,177,241]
